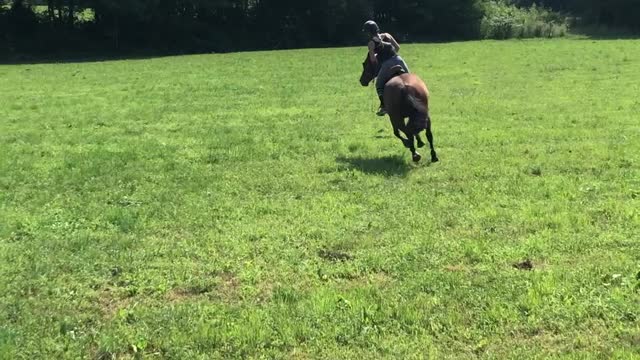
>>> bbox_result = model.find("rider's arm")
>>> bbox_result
[368,41,377,64]
[383,33,401,53]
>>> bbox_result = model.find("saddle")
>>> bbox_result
[381,65,407,88]
[389,65,407,77]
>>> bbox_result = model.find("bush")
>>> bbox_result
[481,1,568,39]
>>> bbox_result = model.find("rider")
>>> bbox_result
[363,20,410,116]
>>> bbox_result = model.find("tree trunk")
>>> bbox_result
[68,0,75,26]
[114,15,119,50]
[47,0,55,22]
[55,0,63,25]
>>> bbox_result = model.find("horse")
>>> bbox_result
[359,54,438,163]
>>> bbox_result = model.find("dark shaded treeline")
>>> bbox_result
[514,0,640,31]
[1,0,638,59]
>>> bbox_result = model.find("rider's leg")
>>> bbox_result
[376,60,392,116]
[377,95,386,116]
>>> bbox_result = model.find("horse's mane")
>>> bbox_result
[363,53,380,77]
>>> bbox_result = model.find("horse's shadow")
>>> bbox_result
[336,155,411,177]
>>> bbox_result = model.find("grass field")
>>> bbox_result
[1,39,639,358]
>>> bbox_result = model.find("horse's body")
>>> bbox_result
[360,55,438,163]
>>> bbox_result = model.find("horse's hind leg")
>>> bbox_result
[416,131,426,148]
[392,116,420,162]
[426,116,439,162]
[390,116,409,146]
[407,133,421,162]
[400,121,421,162]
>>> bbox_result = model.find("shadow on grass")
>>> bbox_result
[0,52,169,65]
[336,155,411,177]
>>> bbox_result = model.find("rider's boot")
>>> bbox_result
[376,96,387,116]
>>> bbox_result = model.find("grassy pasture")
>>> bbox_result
[0,39,639,358]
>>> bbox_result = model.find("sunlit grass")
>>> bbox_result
[1,39,639,358]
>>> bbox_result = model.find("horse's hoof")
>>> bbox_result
[417,142,425,148]
[412,153,422,163]
[431,156,439,163]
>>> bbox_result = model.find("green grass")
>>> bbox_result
[1,39,639,358]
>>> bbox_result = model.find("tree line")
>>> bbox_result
[514,0,639,31]
[1,0,638,58]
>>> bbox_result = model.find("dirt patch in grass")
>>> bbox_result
[444,264,472,272]
[97,287,135,318]
[339,272,394,290]
[167,272,241,304]
[513,259,534,271]
[318,249,354,262]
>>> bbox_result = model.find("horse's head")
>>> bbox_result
[359,53,379,87]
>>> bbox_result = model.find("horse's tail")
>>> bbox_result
[403,85,429,133]
[403,86,427,116]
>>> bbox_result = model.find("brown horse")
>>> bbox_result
[359,54,438,163]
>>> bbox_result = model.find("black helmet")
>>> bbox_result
[363,20,379,35]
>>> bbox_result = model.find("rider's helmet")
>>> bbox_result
[363,20,380,35]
